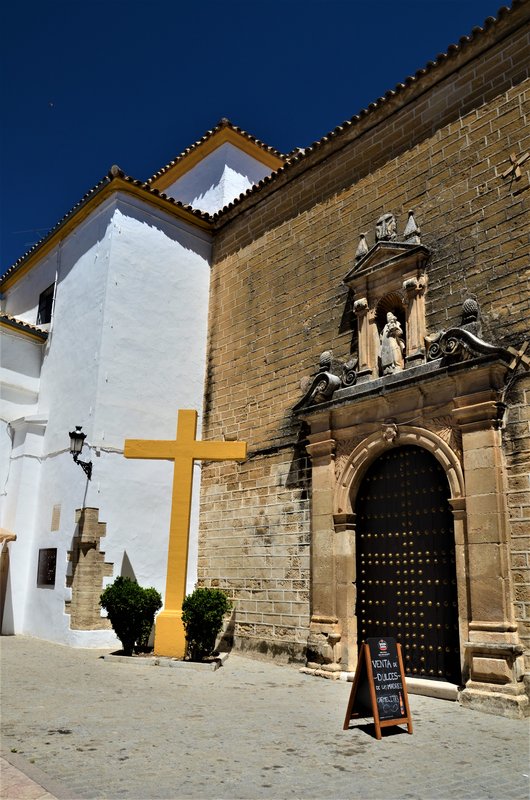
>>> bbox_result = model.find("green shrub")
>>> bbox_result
[100,576,162,656]
[182,587,232,661]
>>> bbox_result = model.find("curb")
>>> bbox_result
[1,752,82,800]
[102,651,229,671]
[299,666,459,699]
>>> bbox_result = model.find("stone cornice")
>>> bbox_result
[297,355,510,427]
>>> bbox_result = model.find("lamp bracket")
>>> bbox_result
[73,453,93,480]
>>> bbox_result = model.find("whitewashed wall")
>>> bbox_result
[0,331,44,632]
[164,142,273,213]
[1,193,212,646]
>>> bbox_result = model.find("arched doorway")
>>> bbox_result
[354,445,461,683]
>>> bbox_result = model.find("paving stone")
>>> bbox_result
[1,637,529,799]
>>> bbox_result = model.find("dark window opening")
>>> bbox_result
[36,284,54,325]
[37,548,57,587]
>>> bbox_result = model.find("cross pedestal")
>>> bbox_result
[124,409,247,658]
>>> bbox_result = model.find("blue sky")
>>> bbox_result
[0,0,505,273]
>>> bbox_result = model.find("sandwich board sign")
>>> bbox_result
[343,637,413,740]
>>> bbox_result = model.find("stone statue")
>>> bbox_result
[380,312,405,375]
[375,212,397,242]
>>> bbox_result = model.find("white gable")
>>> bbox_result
[164,142,274,214]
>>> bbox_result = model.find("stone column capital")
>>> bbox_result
[448,497,467,520]
[453,391,505,432]
[402,274,427,297]
[306,437,335,465]
[333,513,356,532]
[353,297,369,316]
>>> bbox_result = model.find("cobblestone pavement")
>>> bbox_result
[1,636,529,800]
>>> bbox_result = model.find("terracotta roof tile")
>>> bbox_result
[1,167,213,287]
[0,313,49,340]
[146,118,286,185]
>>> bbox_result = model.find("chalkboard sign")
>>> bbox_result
[343,637,412,740]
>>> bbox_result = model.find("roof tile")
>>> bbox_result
[1,168,213,287]
[0,313,49,340]
[146,118,286,185]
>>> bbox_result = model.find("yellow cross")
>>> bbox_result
[124,409,247,658]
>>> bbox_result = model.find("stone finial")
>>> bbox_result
[355,233,369,261]
[375,212,397,242]
[319,350,333,372]
[460,298,482,337]
[403,210,421,243]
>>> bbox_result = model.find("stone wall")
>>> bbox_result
[504,374,530,667]
[200,9,530,661]
[65,508,113,631]
[199,449,311,662]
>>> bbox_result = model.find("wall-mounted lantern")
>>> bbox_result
[69,426,93,480]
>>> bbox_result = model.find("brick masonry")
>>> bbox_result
[65,508,113,630]
[200,9,530,665]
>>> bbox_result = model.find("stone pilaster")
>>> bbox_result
[333,513,357,672]
[448,496,470,662]
[453,391,528,718]
[305,433,341,670]
[403,275,427,367]
[354,298,377,381]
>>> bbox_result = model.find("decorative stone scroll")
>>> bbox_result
[427,300,514,365]
[294,351,358,410]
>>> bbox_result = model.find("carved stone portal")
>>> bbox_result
[296,354,530,718]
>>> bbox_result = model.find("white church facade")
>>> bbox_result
[0,121,284,646]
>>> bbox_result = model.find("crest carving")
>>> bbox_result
[334,438,362,478]
[382,421,399,443]
[422,416,463,462]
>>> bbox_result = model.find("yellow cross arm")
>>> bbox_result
[124,438,247,462]
[192,440,247,462]
[124,439,178,460]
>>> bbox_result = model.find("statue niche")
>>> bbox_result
[375,293,406,376]
[343,211,430,381]
[379,311,405,375]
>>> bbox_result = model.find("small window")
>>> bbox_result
[36,284,54,325]
[37,548,57,587]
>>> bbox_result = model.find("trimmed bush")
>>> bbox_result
[182,587,232,662]
[100,576,162,656]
